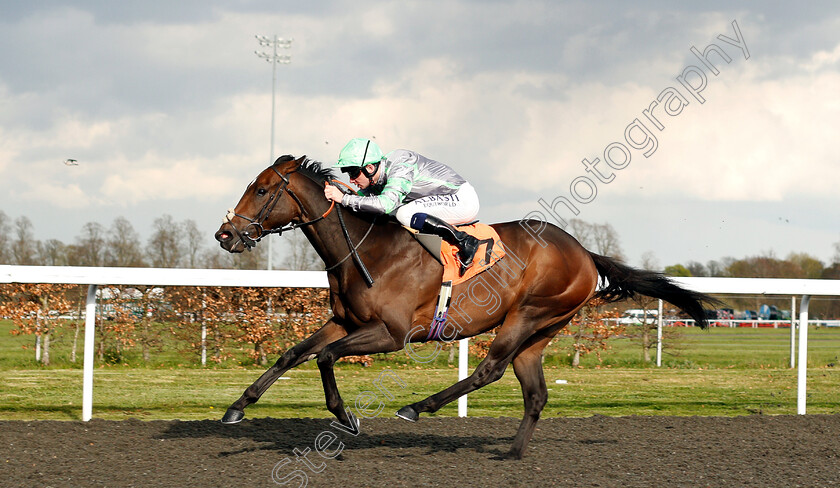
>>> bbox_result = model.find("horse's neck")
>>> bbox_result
[296,182,389,272]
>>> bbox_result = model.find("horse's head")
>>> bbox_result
[215,154,308,253]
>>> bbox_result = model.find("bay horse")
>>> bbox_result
[214,155,713,459]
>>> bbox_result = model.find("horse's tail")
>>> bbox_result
[588,252,717,329]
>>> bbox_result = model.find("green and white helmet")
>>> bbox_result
[335,138,384,169]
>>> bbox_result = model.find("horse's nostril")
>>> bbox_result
[215,230,232,242]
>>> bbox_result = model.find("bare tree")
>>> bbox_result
[567,219,593,249]
[706,259,725,277]
[632,295,660,363]
[280,231,322,270]
[201,247,234,269]
[567,219,625,260]
[39,239,68,266]
[0,210,11,263]
[12,216,39,265]
[182,219,204,269]
[719,256,736,274]
[231,244,268,270]
[74,222,107,266]
[686,261,708,277]
[640,251,660,271]
[591,222,624,260]
[146,214,182,268]
[105,217,146,267]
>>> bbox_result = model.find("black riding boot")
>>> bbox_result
[415,214,480,276]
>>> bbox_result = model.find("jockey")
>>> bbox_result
[325,138,480,275]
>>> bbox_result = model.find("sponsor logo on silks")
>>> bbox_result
[419,194,460,203]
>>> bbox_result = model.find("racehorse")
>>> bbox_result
[215,155,714,459]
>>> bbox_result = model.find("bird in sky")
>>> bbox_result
[64,159,78,166]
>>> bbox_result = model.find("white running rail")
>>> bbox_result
[2,266,839,419]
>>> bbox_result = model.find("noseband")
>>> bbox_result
[223,166,333,249]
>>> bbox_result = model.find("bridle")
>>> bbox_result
[223,165,334,250]
[222,163,376,286]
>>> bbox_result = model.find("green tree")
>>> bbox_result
[664,264,691,277]
[786,252,824,279]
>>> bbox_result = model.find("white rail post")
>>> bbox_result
[82,284,98,422]
[797,295,810,415]
[200,323,207,366]
[790,295,796,369]
[35,311,41,362]
[458,338,469,417]
[200,292,207,366]
[656,299,664,367]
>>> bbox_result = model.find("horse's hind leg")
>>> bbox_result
[505,332,556,460]
[222,318,347,423]
[396,314,538,421]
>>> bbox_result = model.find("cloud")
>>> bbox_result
[805,42,840,71]
[603,63,840,202]
[100,156,236,205]
[20,182,92,208]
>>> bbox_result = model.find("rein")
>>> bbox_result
[327,206,376,287]
[224,164,376,286]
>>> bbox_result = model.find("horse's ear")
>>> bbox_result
[273,154,295,166]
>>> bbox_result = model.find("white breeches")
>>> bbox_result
[394,182,480,227]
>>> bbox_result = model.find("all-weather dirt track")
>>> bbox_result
[2,415,838,487]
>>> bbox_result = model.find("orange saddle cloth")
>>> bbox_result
[441,223,506,285]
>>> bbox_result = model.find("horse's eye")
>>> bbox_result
[256,188,267,196]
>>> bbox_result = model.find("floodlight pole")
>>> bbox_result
[255,34,292,270]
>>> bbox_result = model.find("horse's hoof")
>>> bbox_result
[395,405,419,422]
[221,408,245,424]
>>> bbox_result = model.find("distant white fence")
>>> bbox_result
[605,318,840,328]
[2,266,839,419]
[671,277,840,415]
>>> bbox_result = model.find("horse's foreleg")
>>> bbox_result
[316,322,399,428]
[505,333,554,460]
[222,318,347,424]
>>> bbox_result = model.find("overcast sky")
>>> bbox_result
[1,1,839,268]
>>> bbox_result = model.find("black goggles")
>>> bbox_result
[341,166,363,178]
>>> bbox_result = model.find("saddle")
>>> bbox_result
[407,222,506,286]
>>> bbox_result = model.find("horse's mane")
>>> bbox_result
[274,154,336,184]
[274,154,385,226]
